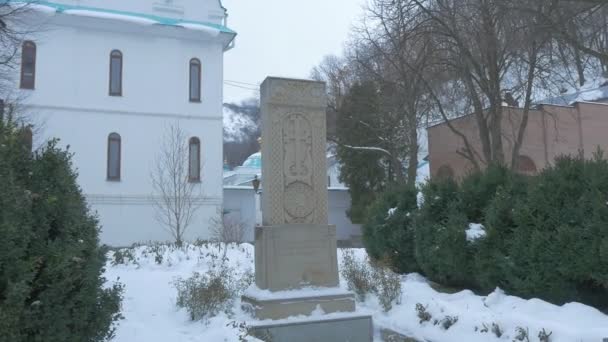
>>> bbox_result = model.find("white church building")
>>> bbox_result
[13,0,235,246]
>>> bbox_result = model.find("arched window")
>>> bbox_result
[436,164,455,180]
[189,58,201,102]
[189,137,201,182]
[516,155,537,175]
[20,41,36,89]
[107,133,121,181]
[109,50,123,96]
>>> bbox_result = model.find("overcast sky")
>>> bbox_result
[221,0,365,104]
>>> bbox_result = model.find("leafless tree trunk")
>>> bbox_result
[151,124,203,246]
[209,207,246,259]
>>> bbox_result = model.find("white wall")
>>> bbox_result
[328,189,362,241]
[18,12,227,246]
[223,188,362,243]
[223,188,257,242]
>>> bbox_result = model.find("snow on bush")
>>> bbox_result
[465,223,486,242]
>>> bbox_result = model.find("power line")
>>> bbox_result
[224,81,259,91]
[225,79,259,87]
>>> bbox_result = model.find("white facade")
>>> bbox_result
[15,0,235,246]
[223,152,363,243]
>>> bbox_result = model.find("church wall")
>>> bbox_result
[19,13,226,246]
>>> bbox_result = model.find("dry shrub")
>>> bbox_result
[210,208,246,244]
[174,262,252,322]
[340,249,402,311]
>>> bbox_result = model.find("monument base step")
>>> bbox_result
[248,314,373,342]
[242,289,356,320]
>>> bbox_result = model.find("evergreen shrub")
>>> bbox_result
[362,185,419,273]
[0,122,123,342]
[414,177,474,288]
[362,156,608,309]
[506,154,608,306]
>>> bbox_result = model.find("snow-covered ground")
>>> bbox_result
[104,243,608,342]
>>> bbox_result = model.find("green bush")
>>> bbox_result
[0,122,123,342]
[414,177,475,288]
[362,185,419,273]
[506,154,608,306]
[473,171,529,292]
[364,156,608,309]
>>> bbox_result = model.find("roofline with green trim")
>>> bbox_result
[14,0,237,35]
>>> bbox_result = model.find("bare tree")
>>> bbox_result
[210,208,245,245]
[151,124,203,246]
[1,2,35,113]
[353,0,436,183]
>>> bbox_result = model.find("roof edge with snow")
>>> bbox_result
[15,0,237,36]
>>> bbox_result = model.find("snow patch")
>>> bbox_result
[417,192,425,208]
[466,223,486,242]
[176,23,220,37]
[223,105,256,142]
[244,285,351,301]
[62,10,158,25]
[387,207,397,219]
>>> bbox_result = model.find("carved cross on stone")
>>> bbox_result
[261,77,328,226]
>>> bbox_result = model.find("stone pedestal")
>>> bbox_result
[253,224,339,291]
[242,224,356,320]
[243,77,372,342]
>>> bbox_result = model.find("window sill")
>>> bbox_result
[109,93,122,97]
[106,178,121,182]
[189,99,201,103]
[188,179,201,184]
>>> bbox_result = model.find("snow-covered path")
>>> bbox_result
[104,243,608,342]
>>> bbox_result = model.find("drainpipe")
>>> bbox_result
[575,104,584,158]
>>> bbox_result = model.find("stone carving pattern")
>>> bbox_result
[265,106,284,225]
[282,113,314,223]
[311,111,328,224]
[283,181,315,221]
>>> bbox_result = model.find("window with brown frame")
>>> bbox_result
[109,50,123,96]
[189,137,201,182]
[107,133,121,181]
[436,164,455,180]
[189,58,201,102]
[20,41,36,89]
[516,155,537,175]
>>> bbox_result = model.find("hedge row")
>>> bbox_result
[363,156,608,309]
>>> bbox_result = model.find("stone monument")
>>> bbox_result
[242,77,372,342]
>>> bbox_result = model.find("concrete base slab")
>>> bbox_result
[380,328,426,342]
[242,290,355,320]
[248,314,373,342]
